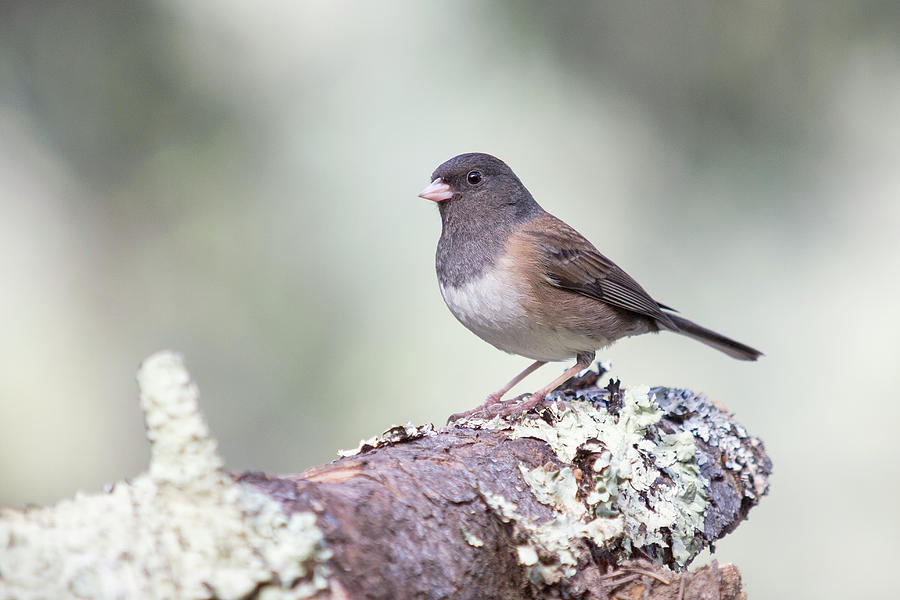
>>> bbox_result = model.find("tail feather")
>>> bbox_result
[665,314,762,361]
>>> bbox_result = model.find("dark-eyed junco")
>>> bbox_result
[418,152,762,418]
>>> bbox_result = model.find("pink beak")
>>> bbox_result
[418,178,453,202]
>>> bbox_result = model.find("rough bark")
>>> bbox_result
[0,352,770,600]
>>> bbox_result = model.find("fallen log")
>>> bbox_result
[0,352,770,599]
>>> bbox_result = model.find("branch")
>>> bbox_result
[0,352,770,599]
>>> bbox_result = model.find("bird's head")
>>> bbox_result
[418,153,540,224]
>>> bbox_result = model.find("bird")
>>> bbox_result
[418,152,762,419]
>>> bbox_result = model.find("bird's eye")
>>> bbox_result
[466,170,483,185]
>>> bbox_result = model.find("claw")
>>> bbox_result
[448,393,549,424]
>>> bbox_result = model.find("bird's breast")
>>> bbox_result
[439,258,528,340]
[438,256,606,361]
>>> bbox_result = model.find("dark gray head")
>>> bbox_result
[418,153,542,226]
[419,153,544,286]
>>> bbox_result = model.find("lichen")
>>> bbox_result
[470,384,711,571]
[0,351,332,600]
[462,530,484,548]
[516,545,539,566]
[517,465,585,517]
[480,490,519,523]
[337,422,436,457]
[478,482,623,586]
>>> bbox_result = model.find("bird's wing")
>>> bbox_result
[526,216,677,329]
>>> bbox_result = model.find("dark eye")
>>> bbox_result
[466,170,483,185]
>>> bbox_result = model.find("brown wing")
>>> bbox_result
[526,216,677,329]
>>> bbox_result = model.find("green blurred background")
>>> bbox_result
[1,1,899,597]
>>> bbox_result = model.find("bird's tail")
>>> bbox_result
[665,314,763,361]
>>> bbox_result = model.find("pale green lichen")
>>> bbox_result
[0,352,331,600]
[337,422,436,457]
[517,465,585,517]
[473,385,710,573]
[478,482,623,585]
[462,530,484,548]
[480,490,519,524]
[516,545,539,565]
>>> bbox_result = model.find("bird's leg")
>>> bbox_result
[447,360,546,422]
[495,351,595,417]
[487,360,547,403]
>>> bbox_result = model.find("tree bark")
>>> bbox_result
[0,352,770,600]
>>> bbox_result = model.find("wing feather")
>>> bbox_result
[527,216,677,329]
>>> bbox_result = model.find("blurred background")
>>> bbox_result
[1,1,898,596]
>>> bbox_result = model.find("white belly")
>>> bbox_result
[439,263,607,362]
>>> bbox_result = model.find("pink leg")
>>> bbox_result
[448,360,547,422]
[487,360,547,403]
[496,352,595,417]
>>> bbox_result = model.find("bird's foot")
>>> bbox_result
[447,394,505,423]
[492,393,547,418]
[448,393,548,424]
